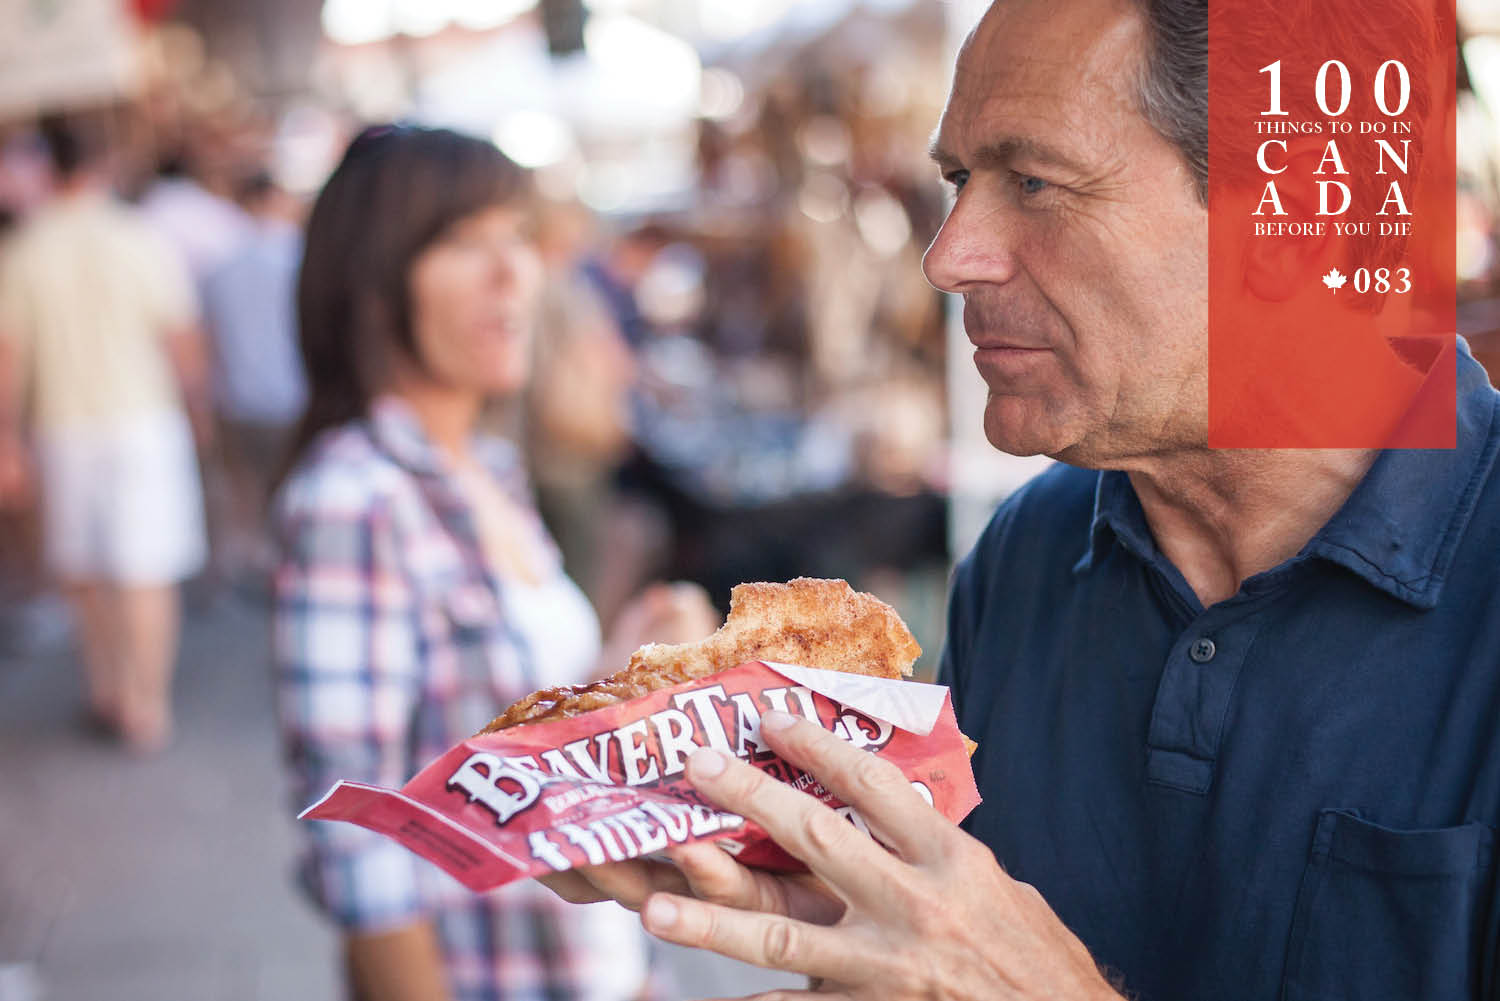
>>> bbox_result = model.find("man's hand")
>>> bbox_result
[537,856,690,912]
[636,710,1123,1001]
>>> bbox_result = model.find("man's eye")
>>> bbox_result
[944,169,969,192]
[1018,174,1050,196]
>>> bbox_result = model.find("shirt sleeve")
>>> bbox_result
[272,487,429,933]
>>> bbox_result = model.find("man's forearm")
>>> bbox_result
[344,920,452,1001]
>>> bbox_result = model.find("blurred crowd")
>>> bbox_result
[0,3,960,661]
[0,5,958,997]
[0,17,967,679]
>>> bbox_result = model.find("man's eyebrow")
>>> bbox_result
[927,136,1088,175]
[927,136,955,167]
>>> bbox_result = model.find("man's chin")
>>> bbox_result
[982,406,1072,460]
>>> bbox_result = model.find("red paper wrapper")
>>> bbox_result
[300,661,980,891]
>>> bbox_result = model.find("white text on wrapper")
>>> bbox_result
[446,682,897,824]
[525,801,746,871]
[441,684,888,816]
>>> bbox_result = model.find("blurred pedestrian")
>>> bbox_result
[0,112,211,752]
[273,124,717,1001]
[579,223,671,350]
[526,199,640,619]
[138,149,251,290]
[201,170,306,580]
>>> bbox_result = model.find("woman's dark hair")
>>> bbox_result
[280,124,528,482]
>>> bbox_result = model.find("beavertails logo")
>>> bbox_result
[445,682,895,829]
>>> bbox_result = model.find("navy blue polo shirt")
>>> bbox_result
[940,343,1500,1001]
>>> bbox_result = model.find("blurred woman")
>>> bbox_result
[271,125,716,1001]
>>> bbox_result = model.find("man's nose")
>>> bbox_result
[922,193,1020,293]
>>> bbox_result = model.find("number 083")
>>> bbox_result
[1354,267,1412,294]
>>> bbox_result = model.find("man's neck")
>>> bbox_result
[1125,448,1379,607]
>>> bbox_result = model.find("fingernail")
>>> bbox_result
[761,709,795,732]
[689,747,727,778]
[644,895,678,930]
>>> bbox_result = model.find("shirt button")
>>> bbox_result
[1190,638,1217,663]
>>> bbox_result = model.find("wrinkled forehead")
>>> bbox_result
[939,0,1147,142]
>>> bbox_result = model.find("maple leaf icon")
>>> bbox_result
[1321,267,1348,291]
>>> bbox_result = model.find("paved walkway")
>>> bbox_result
[0,593,798,1001]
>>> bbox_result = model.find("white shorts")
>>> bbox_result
[36,410,207,585]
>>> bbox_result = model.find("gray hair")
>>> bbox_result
[1133,0,1208,204]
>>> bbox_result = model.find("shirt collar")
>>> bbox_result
[367,394,527,505]
[368,395,448,477]
[1074,470,1158,574]
[1075,340,1500,610]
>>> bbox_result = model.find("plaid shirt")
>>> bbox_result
[273,398,653,1001]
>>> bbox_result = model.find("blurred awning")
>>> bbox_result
[0,0,141,120]
[414,14,700,139]
[316,0,940,212]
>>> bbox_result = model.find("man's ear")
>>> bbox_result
[1243,175,1330,303]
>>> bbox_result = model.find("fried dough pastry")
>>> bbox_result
[479,578,921,734]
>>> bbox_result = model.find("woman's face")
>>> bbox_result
[407,203,543,397]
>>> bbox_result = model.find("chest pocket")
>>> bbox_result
[1281,809,1495,1001]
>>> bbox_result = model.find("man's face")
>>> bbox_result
[923,0,1208,467]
